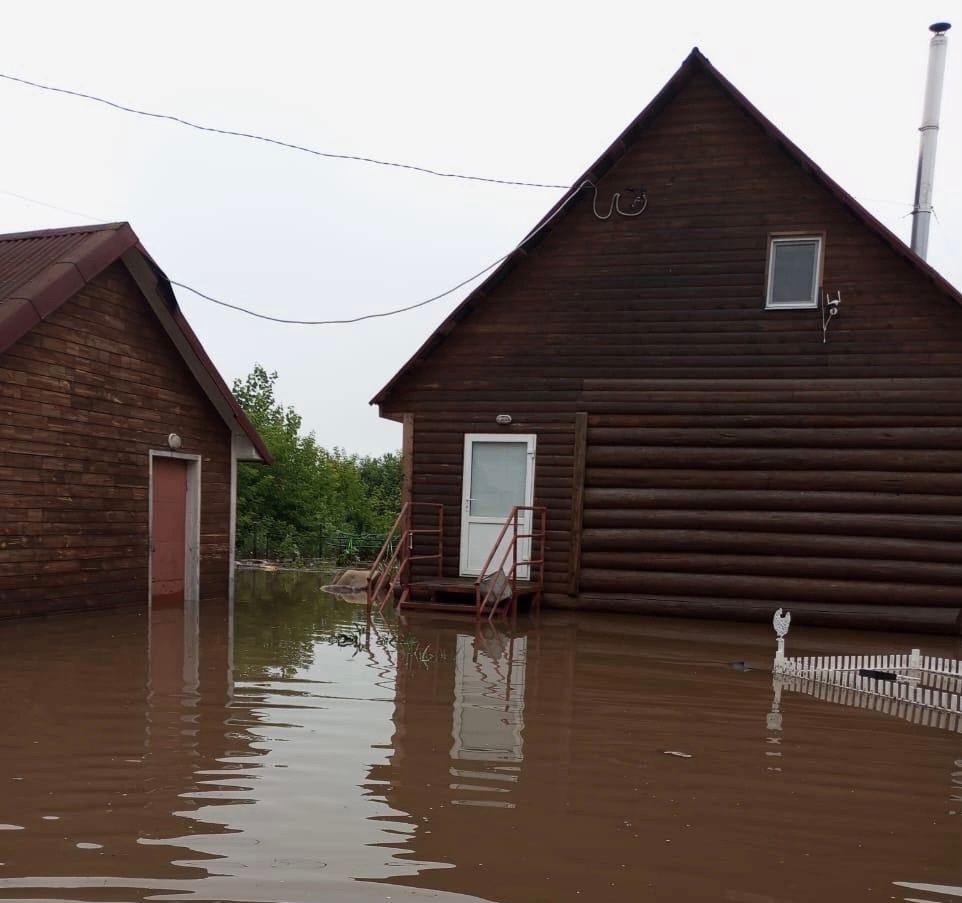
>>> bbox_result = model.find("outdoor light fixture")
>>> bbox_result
[167,433,182,450]
[495,414,512,425]
[821,291,841,343]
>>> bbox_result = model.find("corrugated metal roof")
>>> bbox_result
[0,225,116,304]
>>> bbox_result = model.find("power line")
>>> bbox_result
[0,187,105,222]
[172,182,601,323]
[169,256,509,325]
[0,184,512,324]
[0,71,569,190]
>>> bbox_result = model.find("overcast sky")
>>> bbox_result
[2,1,959,457]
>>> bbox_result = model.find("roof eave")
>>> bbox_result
[119,248,274,465]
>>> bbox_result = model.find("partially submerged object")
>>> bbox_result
[771,608,962,733]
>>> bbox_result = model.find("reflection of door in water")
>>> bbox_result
[148,596,199,697]
[459,435,536,578]
[151,457,188,601]
[451,633,526,763]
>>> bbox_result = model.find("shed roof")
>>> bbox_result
[0,222,272,463]
[371,47,962,409]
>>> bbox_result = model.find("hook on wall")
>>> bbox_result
[821,291,841,343]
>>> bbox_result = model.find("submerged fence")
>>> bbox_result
[771,608,962,732]
[236,525,389,565]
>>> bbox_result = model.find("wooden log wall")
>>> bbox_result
[0,262,233,618]
[379,68,962,631]
[577,386,962,630]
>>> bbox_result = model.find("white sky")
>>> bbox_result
[1,1,959,457]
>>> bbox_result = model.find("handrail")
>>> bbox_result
[367,502,443,612]
[474,505,546,621]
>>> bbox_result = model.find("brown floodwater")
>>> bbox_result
[1,569,961,903]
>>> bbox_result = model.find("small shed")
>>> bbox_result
[0,222,270,618]
[372,49,962,633]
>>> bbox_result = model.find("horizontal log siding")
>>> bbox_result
[381,71,962,629]
[580,404,962,624]
[409,414,575,595]
[0,263,232,617]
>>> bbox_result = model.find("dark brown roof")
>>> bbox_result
[371,47,962,408]
[0,222,272,463]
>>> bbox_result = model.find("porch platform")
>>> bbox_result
[402,576,541,614]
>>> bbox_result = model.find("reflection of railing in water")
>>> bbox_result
[770,673,962,735]
[770,608,962,733]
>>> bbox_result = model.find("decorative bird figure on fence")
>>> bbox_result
[773,608,791,639]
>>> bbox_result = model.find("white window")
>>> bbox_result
[765,235,822,309]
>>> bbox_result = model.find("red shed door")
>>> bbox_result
[151,457,188,601]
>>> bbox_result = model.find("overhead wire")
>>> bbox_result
[168,181,609,323]
[0,187,106,222]
[0,184,519,324]
[169,256,511,325]
[0,71,569,190]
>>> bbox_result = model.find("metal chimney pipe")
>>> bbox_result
[910,22,951,259]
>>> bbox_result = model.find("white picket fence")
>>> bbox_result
[771,609,962,729]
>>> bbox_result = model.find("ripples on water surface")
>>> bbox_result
[0,568,960,902]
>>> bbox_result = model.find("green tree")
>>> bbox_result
[232,365,402,561]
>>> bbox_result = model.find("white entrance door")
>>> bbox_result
[459,434,536,578]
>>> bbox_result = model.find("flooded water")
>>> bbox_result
[1,570,961,903]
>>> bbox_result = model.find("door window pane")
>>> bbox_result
[470,442,527,517]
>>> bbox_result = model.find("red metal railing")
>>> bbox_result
[367,502,444,612]
[474,505,546,621]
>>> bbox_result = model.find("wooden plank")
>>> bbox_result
[584,487,962,515]
[585,467,962,494]
[578,568,962,607]
[566,413,587,595]
[579,550,962,586]
[581,527,962,564]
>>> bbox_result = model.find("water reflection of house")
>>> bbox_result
[0,599,263,896]
[0,223,271,619]
[367,615,962,902]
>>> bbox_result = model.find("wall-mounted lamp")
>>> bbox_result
[821,291,841,343]
[167,432,182,450]
[495,414,512,425]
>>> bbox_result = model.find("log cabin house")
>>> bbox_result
[371,49,962,634]
[0,222,271,619]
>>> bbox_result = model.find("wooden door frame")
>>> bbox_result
[148,451,202,605]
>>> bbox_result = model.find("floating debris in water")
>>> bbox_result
[661,750,693,759]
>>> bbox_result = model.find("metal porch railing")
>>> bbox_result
[366,502,443,612]
[475,505,546,621]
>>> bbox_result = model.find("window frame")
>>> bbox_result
[764,233,824,310]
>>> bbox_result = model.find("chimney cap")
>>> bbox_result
[930,22,952,34]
